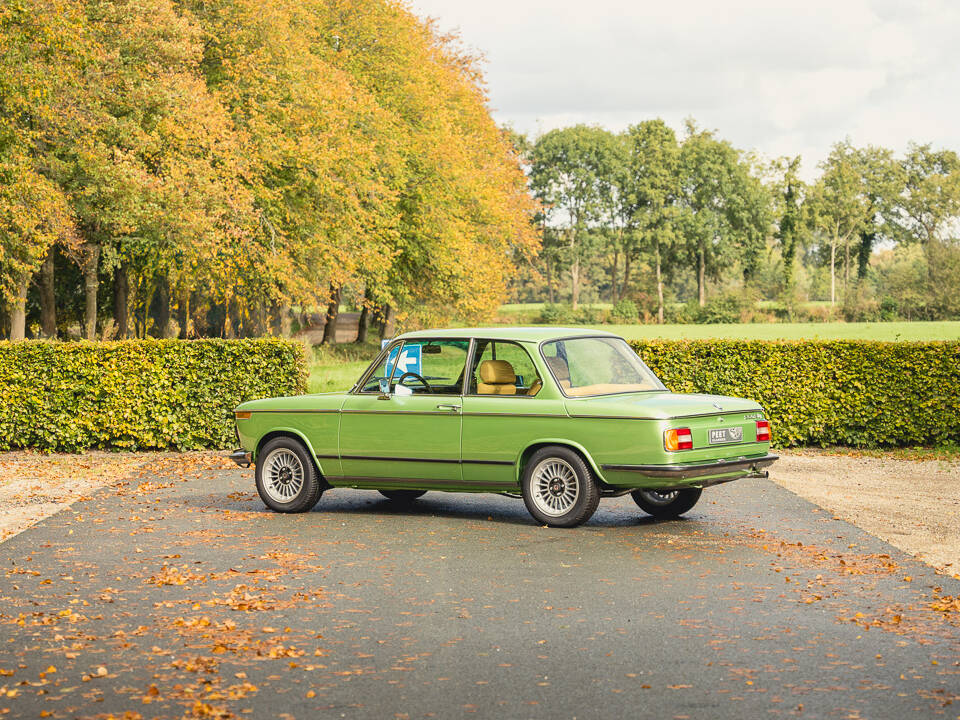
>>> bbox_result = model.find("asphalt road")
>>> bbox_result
[1,462,958,719]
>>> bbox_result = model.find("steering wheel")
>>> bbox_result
[396,371,433,393]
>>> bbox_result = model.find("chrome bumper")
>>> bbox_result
[602,453,778,482]
[229,449,252,468]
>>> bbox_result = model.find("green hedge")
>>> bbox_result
[631,340,960,448]
[0,339,307,451]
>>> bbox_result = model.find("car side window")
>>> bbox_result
[413,340,470,395]
[359,343,402,394]
[469,340,542,396]
[360,340,469,395]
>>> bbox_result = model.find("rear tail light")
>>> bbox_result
[664,427,693,451]
[756,420,770,442]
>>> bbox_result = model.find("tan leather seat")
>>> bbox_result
[544,356,572,391]
[526,379,542,396]
[477,359,517,395]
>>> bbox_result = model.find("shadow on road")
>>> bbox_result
[178,486,693,530]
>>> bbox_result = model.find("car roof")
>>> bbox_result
[395,326,623,343]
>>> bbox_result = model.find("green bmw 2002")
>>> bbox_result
[231,327,777,527]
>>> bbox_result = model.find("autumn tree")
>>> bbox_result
[889,143,960,316]
[622,120,681,323]
[0,0,85,339]
[677,123,768,306]
[531,126,620,309]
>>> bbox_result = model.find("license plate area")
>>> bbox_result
[709,427,743,445]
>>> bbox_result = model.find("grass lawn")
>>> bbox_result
[592,321,960,341]
[307,342,380,394]
[306,321,959,393]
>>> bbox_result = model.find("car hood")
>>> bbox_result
[563,392,762,420]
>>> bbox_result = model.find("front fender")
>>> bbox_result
[252,426,332,477]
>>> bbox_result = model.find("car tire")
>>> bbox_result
[631,487,702,519]
[379,489,426,503]
[521,446,600,528]
[255,437,324,513]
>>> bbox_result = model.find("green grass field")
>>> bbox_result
[307,320,960,393]
[591,321,960,341]
[307,342,380,394]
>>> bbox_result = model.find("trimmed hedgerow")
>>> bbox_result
[0,339,307,452]
[631,339,960,448]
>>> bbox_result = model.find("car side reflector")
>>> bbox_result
[756,420,770,442]
[664,427,693,451]
[235,411,252,420]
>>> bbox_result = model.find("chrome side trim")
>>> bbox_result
[326,475,518,487]
[338,454,512,466]
[568,409,763,421]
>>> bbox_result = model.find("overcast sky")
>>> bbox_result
[409,0,960,178]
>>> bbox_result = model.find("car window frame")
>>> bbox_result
[464,338,542,399]
[537,334,666,399]
[352,339,403,394]
[353,338,472,397]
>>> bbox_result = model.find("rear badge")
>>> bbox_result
[709,427,743,444]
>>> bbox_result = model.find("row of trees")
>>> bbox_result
[0,0,538,341]
[517,121,960,320]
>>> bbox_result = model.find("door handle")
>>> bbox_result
[436,404,461,412]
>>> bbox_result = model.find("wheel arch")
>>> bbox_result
[515,439,606,485]
[256,429,327,479]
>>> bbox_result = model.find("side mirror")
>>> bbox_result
[378,378,391,399]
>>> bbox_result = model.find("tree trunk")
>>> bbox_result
[82,242,100,340]
[622,253,632,303]
[40,251,57,338]
[843,238,850,298]
[356,288,372,344]
[177,290,190,339]
[113,263,129,339]
[154,275,172,338]
[545,256,555,304]
[610,249,619,303]
[321,284,341,345]
[570,256,581,310]
[280,304,292,337]
[9,275,28,341]
[830,237,837,305]
[568,225,580,310]
[697,240,706,307]
[356,305,370,344]
[857,231,875,279]
[655,239,664,325]
[379,304,395,341]
[223,298,236,339]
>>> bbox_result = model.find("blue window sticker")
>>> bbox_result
[386,343,422,380]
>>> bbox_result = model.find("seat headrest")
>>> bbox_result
[478,359,516,384]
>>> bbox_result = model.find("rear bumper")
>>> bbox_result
[601,453,778,482]
[229,449,252,468]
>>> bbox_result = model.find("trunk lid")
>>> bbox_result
[564,391,762,420]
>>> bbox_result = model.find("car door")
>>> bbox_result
[337,338,470,488]
[460,339,564,488]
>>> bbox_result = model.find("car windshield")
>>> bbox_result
[541,337,666,397]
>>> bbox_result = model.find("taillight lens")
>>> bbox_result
[756,420,770,442]
[664,427,693,451]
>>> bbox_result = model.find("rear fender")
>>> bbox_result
[515,439,606,484]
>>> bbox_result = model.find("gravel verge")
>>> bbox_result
[772,449,960,575]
